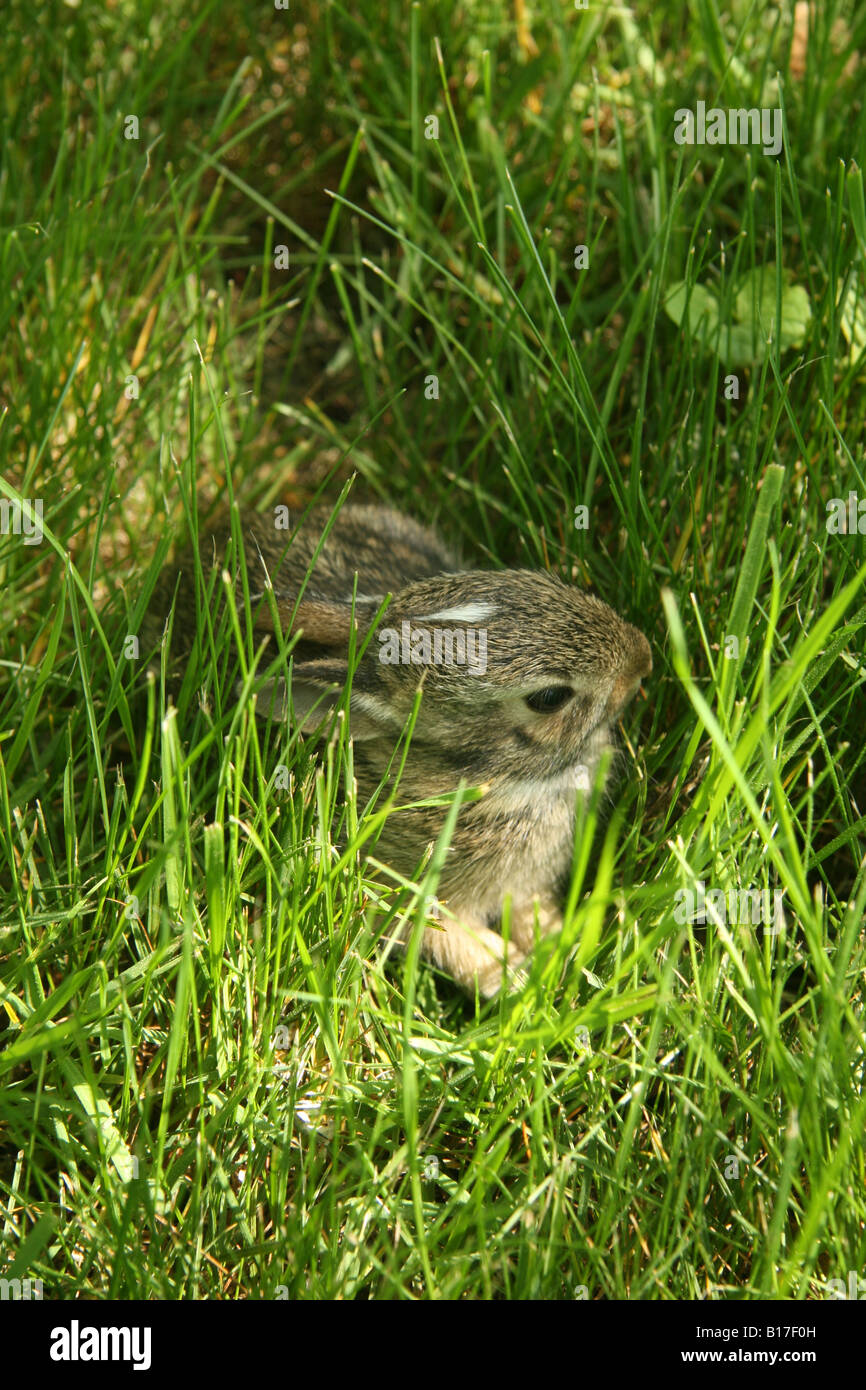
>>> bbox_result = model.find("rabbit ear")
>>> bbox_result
[252,658,399,740]
[248,589,401,739]
[254,595,359,647]
[287,655,400,740]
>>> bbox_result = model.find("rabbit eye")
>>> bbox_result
[525,686,574,714]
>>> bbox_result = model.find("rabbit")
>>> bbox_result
[143,502,652,998]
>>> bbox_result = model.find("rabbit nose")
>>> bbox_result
[605,630,652,718]
[632,630,653,680]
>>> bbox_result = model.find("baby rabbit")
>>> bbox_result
[144,503,652,998]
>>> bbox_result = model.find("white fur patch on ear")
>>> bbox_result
[348,689,403,733]
[351,691,391,715]
[412,602,497,624]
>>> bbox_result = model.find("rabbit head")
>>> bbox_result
[282,568,651,802]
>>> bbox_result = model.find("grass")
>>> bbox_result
[1,0,865,1299]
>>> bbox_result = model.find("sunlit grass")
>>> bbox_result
[0,0,864,1299]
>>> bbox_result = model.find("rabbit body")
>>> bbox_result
[146,504,651,997]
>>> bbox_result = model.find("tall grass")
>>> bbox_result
[0,0,864,1299]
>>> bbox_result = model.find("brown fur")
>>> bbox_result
[143,504,652,997]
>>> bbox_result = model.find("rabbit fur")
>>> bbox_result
[144,503,652,998]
